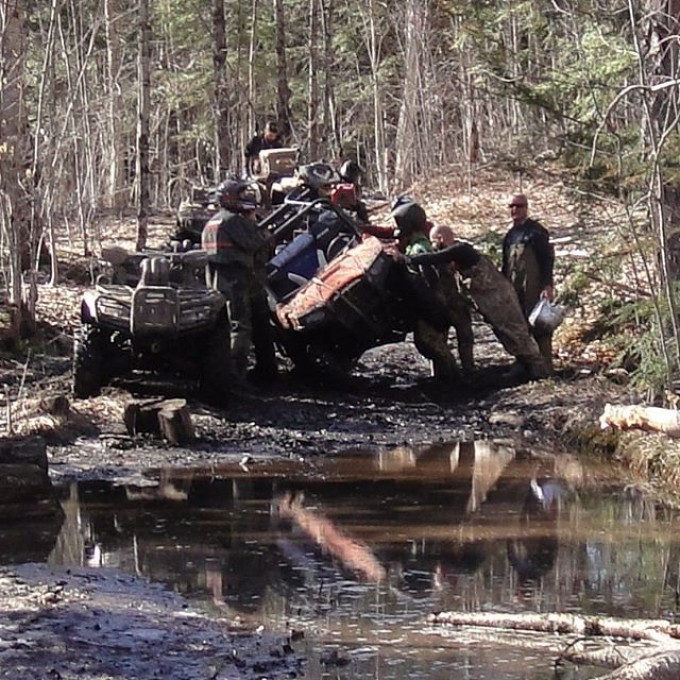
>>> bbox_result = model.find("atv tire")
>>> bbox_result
[200,316,233,407]
[73,325,106,398]
[285,338,355,389]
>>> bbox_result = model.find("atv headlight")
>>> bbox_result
[96,296,130,321]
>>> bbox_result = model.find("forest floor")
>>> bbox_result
[0,161,670,679]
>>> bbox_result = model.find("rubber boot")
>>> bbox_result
[526,358,550,381]
[535,335,554,375]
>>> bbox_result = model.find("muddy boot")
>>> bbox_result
[431,357,460,383]
[458,342,475,376]
[536,335,554,375]
[526,357,551,381]
[248,360,279,386]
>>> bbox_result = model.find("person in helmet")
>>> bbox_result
[245,121,282,176]
[293,162,339,201]
[334,160,370,223]
[339,160,363,185]
[390,200,463,382]
[202,178,278,388]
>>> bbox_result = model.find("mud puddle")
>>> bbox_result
[11,440,680,679]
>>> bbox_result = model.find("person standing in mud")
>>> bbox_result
[390,200,463,382]
[405,223,550,381]
[502,194,555,373]
[202,178,277,388]
[429,225,475,375]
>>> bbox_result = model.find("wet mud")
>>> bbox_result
[2,327,631,679]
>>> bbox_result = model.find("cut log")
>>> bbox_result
[123,398,195,444]
[599,403,680,437]
[157,401,195,445]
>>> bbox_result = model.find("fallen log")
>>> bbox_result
[599,403,680,437]
[428,611,680,643]
[428,610,680,680]
[123,398,195,444]
[596,650,680,680]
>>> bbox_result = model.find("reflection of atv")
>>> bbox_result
[73,247,231,405]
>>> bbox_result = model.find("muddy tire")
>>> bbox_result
[73,325,106,398]
[285,338,355,388]
[200,316,233,407]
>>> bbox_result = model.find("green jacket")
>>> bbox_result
[404,232,432,257]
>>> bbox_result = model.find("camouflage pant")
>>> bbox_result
[206,264,274,381]
[413,320,460,379]
[461,256,547,374]
[412,270,475,379]
[505,243,553,368]
[435,270,475,373]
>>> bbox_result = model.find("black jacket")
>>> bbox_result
[501,218,554,287]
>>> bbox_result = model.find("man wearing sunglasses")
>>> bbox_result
[502,194,555,373]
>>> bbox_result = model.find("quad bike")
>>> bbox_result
[175,185,219,244]
[73,246,231,405]
[270,233,409,383]
[173,159,340,249]
[264,200,453,384]
[258,161,343,235]
[263,203,411,382]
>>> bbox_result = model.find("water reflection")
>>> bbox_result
[38,441,680,680]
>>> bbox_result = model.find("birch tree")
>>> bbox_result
[0,0,33,337]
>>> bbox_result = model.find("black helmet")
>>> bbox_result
[339,160,363,185]
[390,195,414,212]
[296,162,340,189]
[215,178,259,212]
[392,201,427,237]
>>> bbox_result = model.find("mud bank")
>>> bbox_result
[0,563,303,680]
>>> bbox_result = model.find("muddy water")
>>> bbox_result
[27,441,680,678]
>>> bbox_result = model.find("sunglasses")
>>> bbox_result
[508,203,526,208]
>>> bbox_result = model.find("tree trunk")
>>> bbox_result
[319,0,339,160]
[213,0,230,179]
[273,0,293,139]
[104,0,125,211]
[430,610,680,680]
[135,0,151,251]
[361,0,387,193]
[307,0,321,159]
[394,0,423,192]
[0,0,33,339]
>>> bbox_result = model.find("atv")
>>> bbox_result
[270,233,408,384]
[174,185,219,244]
[73,246,232,405]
